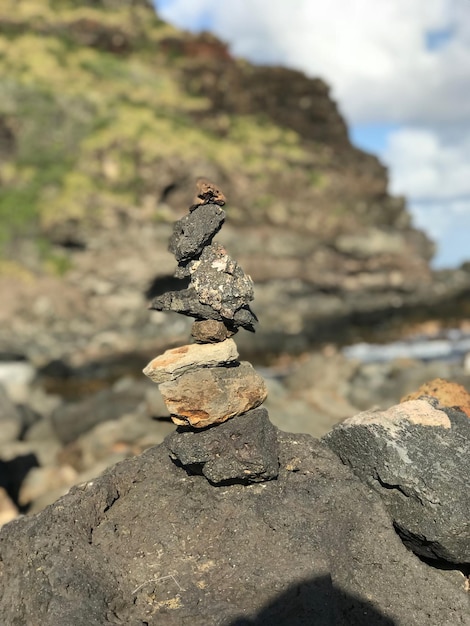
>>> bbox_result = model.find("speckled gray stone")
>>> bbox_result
[323,399,470,564]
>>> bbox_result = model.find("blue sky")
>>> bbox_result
[350,125,398,156]
[154,0,470,268]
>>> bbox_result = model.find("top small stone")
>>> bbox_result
[191,177,226,211]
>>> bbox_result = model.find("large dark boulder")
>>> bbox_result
[0,427,468,625]
[323,399,470,565]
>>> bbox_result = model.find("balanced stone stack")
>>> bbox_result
[143,180,279,484]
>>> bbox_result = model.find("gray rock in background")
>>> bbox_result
[0,385,24,444]
[51,381,146,444]
[0,361,36,403]
[323,399,470,564]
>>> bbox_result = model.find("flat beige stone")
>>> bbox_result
[344,399,451,433]
[143,339,239,383]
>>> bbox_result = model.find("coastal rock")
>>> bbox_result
[191,319,235,343]
[0,385,23,444]
[192,178,226,209]
[189,242,255,320]
[166,407,279,484]
[401,377,470,417]
[3,0,469,368]
[0,435,467,625]
[0,361,36,403]
[150,286,257,331]
[150,191,258,333]
[168,203,225,262]
[159,361,268,428]
[323,399,470,564]
[142,338,238,384]
[51,383,148,445]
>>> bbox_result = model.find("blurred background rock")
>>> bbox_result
[0,0,469,521]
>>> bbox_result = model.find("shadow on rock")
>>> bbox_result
[229,575,396,626]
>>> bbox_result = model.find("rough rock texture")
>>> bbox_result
[188,243,255,318]
[191,319,235,343]
[159,362,268,428]
[0,432,468,626]
[151,240,257,332]
[151,287,257,331]
[143,339,239,383]
[323,399,470,564]
[192,177,226,209]
[166,407,279,484]
[150,193,259,334]
[168,203,225,263]
[401,377,470,417]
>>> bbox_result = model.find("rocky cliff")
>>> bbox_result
[0,0,468,366]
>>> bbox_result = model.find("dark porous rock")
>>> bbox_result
[0,434,468,625]
[323,399,470,564]
[159,361,267,428]
[165,407,279,484]
[151,198,258,333]
[150,287,257,331]
[168,203,225,262]
[190,242,255,321]
[191,319,236,343]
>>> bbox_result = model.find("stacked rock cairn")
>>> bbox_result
[143,179,279,484]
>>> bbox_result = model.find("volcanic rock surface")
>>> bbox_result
[0,430,468,626]
[323,399,470,565]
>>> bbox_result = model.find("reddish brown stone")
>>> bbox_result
[159,362,267,428]
[191,320,236,343]
[401,378,470,418]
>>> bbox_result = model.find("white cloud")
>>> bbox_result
[410,199,470,267]
[383,127,470,267]
[384,128,470,199]
[156,0,470,125]
[155,0,470,266]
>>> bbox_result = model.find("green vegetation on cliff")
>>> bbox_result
[0,0,429,273]
[0,1,304,252]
